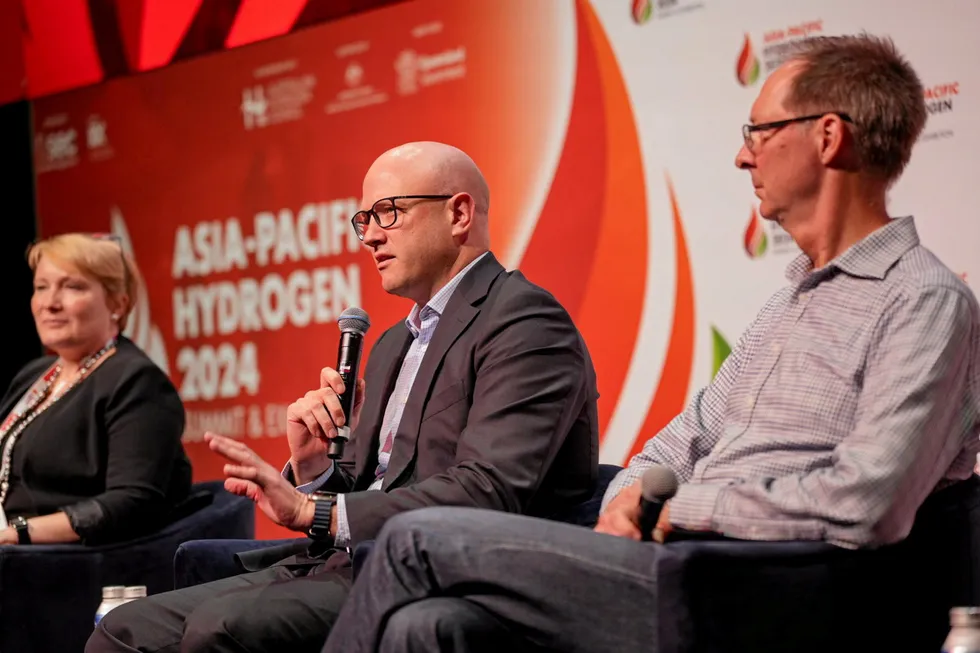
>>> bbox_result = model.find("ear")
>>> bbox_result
[816,114,852,167]
[106,293,128,321]
[448,192,476,239]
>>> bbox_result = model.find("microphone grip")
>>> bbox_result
[638,497,664,542]
[328,331,364,460]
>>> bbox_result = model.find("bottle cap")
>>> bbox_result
[101,586,125,599]
[951,606,980,627]
[123,585,147,599]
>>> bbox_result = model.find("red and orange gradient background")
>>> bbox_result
[32,0,697,538]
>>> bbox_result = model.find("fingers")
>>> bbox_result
[353,378,366,411]
[320,367,346,394]
[594,509,642,540]
[298,407,329,441]
[309,401,338,440]
[286,387,348,439]
[206,432,274,475]
[224,477,261,502]
[224,463,258,480]
[206,432,254,464]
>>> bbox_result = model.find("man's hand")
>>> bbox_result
[594,480,673,542]
[594,481,643,540]
[206,432,315,532]
[653,502,672,544]
[285,367,366,484]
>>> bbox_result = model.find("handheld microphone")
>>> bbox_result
[638,465,679,542]
[328,307,371,459]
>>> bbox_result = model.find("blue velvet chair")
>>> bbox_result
[172,463,625,589]
[652,473,980,653]
[171,467,980,653]
[0,480,255,653]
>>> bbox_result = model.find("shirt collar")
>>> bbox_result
[406,252,489,335]
[785,216,920,284]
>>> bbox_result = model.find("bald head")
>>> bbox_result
[357,142,492,305]
[367,141,490,217]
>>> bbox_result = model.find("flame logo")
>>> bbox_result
[736,33,761,86]
[110,207,171,374]
[743,206,768,258]
[631,0,653,24]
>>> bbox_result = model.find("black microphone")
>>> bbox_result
[638,464,679,542]
[328,307,371,459]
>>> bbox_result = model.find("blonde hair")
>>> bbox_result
[27,233,141,330]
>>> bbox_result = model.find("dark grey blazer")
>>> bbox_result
[323,252,599,545]
[251,252,598,563]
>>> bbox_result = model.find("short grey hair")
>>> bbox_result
[785,33,926,184]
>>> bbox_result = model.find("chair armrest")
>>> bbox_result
[174,538,309,588]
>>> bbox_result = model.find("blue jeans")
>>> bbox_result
[322,507,667,653]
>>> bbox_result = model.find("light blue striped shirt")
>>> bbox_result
[604,217,980,549]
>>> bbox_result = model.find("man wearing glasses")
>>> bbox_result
[319,34,980,653]
[88,141,599,652]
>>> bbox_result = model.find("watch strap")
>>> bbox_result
[12,517,30,544]
[307,493,335,541]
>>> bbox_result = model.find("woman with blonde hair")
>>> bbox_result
[0,233,191,545]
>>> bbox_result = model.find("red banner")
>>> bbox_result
[32,0,666,538]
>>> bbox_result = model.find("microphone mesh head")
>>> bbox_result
[641,464,679,501]
[337,307,371,335]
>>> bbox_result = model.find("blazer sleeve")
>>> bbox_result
[343,284,595,545]
[62,363,187,543]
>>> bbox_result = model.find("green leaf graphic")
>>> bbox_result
[711,326,732,378]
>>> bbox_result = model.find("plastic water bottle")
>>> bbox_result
[94,586,126,626]
[122,585,147,603]
[943,607,980,653]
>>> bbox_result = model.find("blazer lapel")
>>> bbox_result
[353,326,412,486]
[382,254,504,490]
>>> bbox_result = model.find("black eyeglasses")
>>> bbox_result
[351,195,453,241]
[742,112,853,152]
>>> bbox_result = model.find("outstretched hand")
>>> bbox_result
[205,432,314,532]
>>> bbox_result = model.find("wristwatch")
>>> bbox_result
[11,516,31,544]
[307,492,336,542]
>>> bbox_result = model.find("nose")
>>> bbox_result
[735,142,755,169]
[361,218,386,248]
[34,288,61,312]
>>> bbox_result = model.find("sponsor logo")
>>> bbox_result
[736,20,823,86]
[743,206,768,258]
[395,50,419,95]
[921,81,959,142]
[632,0,704,23]
[85,114,114,161]
[735,34,760,87]
[241,86,269,129]
[344,62,364,88]
[241,61,316,130]
[328,44,387,115]
[394,46,467,96]
[743,206,797,259]
[632,0,653,23]
[35,114,80,173]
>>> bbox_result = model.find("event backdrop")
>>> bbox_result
[30,0,980,538]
